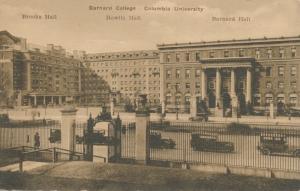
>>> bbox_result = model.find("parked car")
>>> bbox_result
[257,134,300,156]
[190,133,234,153]
[150,132,176,149]
[289,108,300,117]
[48,129,61,143]
[189,113,208,122]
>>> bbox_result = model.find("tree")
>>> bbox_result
[0,70,12,107]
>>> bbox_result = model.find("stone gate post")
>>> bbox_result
[135,112,150,165]
[61,106,77,159]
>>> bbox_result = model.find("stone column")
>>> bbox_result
[43,96,46,105]
[216,68,221,107]
[34,95,37,106]
[246,68,252,103]
[190,95,197,118]
[201,69,207,100]
[135,112,150,165]
[231,68,238,118]
[230,69,236,98]
[61,106,77,159]
[215,68,223,117]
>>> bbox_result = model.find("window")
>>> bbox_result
[176,69,180,78]
[185,69,191,78]
[278,81,284,89]
[265,94,273,106]
[166,54,171,62]
[277,94,285,103]
[266,67,272,77]
[291,81,297,89]
[291,66,297,76]
[196,52,200,61]
[239,49,244,57]
[292,47,296,57]
[209,51,215,58]
[166,94,171,104]
[195,82,200,89]
[166,70,171,78]
[175,95,181,105]
[176,54,180,62]
[267,49,272,58]
[167,83,171,89]
[195,69,201,77]
[175,83,180,90]
[255,49,260,59]
[279,48,285,58]
[224,50,229,57]
[266,81,272,89]
[208,81,215,89]
[185,83,190,89]
[185,96,190,105]
[278,66,284,76]
[185,53,190,61]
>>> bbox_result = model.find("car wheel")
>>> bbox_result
[262,149,270,155]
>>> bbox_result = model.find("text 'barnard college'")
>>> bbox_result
[89,5,204,12]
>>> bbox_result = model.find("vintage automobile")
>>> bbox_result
[190,133,234,152]
[150,132,176,149]
[189,113,209,122]
[257,134,300,156]
[48,129,61,143]
[0,114,9,123]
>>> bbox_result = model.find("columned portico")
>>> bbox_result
[199,57,255,117]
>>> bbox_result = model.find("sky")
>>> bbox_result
[0,0,300,53]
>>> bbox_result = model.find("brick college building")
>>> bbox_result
[158,37,300,116]
[1,30,300,116]
[0,31,109,107]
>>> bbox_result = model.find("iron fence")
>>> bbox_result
[120,121,300,172]
[0,120,61,150]
[121,122,136,159]
[149,121,300,171]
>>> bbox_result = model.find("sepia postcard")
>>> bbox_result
[1,0,300,190]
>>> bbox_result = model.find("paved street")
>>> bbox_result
[122,128,300,171]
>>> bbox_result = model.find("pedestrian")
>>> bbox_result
[34,132,40,149]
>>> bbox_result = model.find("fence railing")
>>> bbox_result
[119,121,300,172]
[121,122,136,159]
[148,122,300,172]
